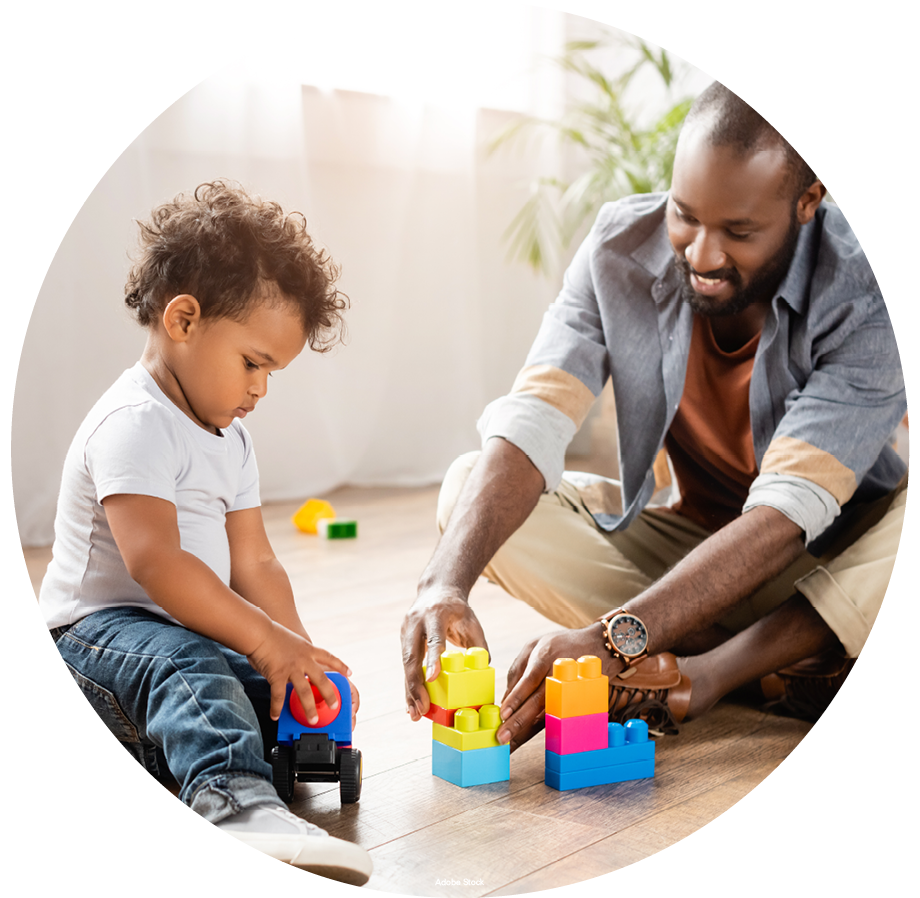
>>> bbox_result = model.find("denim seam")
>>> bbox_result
[188,771,280,822]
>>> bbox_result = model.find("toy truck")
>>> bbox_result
[271,671,362,804]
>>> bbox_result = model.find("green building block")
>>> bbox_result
[318,519,358,539]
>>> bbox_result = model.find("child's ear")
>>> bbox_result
[162,295,202,343]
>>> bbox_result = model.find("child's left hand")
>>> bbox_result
[349,679,360,732]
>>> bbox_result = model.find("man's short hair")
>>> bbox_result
[125,181,347,352]
[683,82,817,201]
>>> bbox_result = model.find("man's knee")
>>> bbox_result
[436,450,481,533]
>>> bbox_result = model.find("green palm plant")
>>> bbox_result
[489,32,694,278]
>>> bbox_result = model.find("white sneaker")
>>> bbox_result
[217,804,373,886]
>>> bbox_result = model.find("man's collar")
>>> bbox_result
[772,215,820,315]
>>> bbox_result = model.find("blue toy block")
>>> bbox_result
[545,758,655,790]
[432,740,510,787]
[544,720,655,791]
[545,721,654,774]
[277,671,353,746]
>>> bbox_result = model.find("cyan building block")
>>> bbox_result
[432,740,510,787]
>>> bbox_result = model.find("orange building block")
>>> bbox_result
[545,655,608,719]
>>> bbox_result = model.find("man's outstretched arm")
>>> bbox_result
[401,437,545,721]
[496,504,807,748]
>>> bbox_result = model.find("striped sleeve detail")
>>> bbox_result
[511,365,596,430]
[759,436,858,506]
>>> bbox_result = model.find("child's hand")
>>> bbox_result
[349,679,360,732]
[246,621,352,722]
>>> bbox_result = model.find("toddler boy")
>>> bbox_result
[40,181,373,885]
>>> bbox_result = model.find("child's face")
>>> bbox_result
[174,299,308,432]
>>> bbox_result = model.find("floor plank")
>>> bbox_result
[21,484,813,893]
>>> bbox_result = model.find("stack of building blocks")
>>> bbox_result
[544,655,655,791]
[292,498,358,539]
[425,648,509,787]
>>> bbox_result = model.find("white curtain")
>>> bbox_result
[12,8,705,546]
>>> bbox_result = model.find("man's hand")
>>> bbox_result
[401,585,489,721]
[496,623,622,752]
[246,621,352,722]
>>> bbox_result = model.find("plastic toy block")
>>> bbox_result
[292,498,336,533]
[546,721,654,774]
[423,647,495,710]
[432,705,501,751]
[318,518,358,539]
[277,672,353,745]
[431,740,510,787]
[545,655,609,719]
[544,712,608,755]
[545,758,655,790]
[424,701,478,727]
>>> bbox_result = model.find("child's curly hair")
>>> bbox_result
[125,181,347,351]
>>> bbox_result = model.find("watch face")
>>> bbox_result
[608,614,648,658]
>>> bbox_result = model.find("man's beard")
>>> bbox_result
[675,214,801,317]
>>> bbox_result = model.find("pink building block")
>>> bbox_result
[545,712,608,754]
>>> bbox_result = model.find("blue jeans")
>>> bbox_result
[52,607,285,823]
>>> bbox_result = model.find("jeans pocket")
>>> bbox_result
[63,662,143,744]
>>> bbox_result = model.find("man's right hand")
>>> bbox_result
[400,585,489,721]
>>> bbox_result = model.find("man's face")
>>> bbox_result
[667,128,802,317]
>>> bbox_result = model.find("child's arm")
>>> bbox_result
[225,506,309,639]
[102,493,350,723]
[226,506,362,730]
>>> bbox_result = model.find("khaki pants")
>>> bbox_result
[439,452,907,658]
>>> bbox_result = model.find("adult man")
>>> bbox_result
[400,82,907,750]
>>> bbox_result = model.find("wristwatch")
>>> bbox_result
[598,608,649,679]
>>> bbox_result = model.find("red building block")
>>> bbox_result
[423,702,483,728]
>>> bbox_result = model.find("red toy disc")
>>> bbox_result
[289,679,341,728]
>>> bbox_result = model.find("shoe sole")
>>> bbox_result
[229,833,373,886]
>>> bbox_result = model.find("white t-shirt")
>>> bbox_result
[40,362,261,629]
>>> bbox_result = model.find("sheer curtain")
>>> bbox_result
[12,8,701,546]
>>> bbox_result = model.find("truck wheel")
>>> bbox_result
[271,744,295,803]
[339,748,362,804]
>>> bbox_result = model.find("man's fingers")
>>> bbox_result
[508,713,546,753]
[500,644,548,720]
[496,681,546,748]
[502,637,539,701]
[403,658,431,722]
[424,622,447,682]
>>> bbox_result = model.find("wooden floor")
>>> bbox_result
[22,484,812,895]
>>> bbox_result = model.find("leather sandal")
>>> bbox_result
[608,652,692,736]
[760,649,855,722]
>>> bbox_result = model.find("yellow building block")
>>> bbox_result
[432,704,501,751]
[545,655,608,719]
[292,498,336,534]
[424,647,495,710]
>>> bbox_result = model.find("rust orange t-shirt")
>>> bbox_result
[665,316,760,533]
